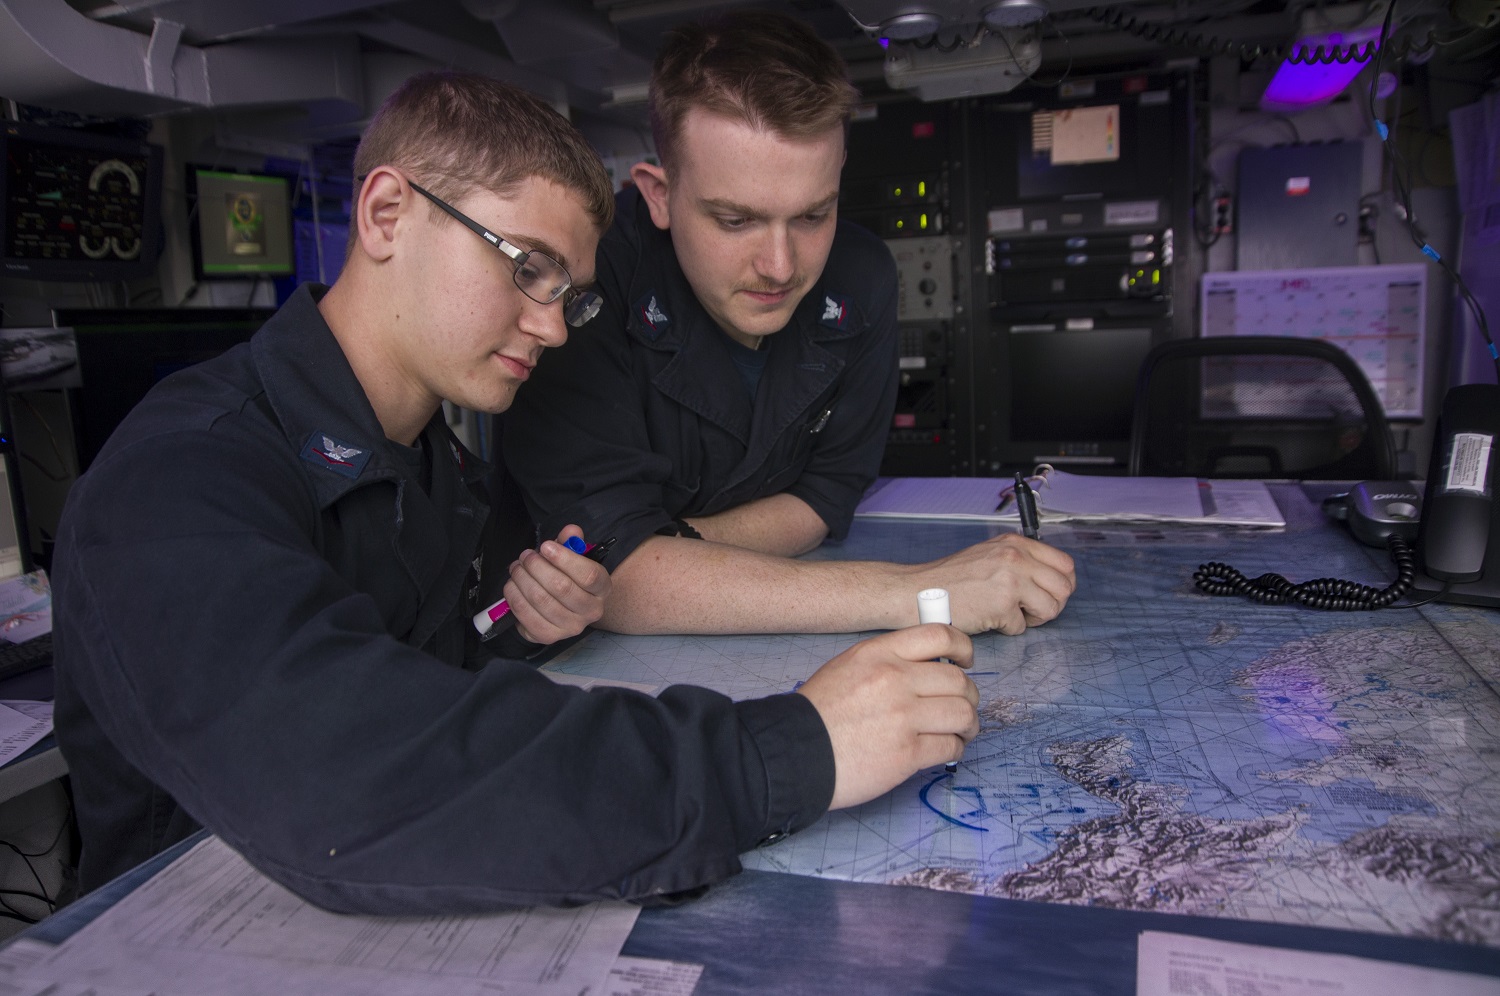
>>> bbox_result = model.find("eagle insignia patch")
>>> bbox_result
[301,432,370,479]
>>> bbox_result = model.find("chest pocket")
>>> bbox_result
[762,398,834,493]
[320,481,444,642]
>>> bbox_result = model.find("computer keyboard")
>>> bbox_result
[0,633,53,683]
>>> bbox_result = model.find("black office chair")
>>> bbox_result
[1129,336,1398,480]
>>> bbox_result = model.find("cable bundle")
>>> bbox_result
[1194,535,1416,609]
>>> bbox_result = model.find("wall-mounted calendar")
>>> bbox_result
[1200,264,1426,419]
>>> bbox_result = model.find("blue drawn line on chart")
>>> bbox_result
[919,773,989,831]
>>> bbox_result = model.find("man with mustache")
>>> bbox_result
[500,10,1076,637]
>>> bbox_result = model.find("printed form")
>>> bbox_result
[0,835,643,996]
[1138,931,1500,995]
[0,700,52,768]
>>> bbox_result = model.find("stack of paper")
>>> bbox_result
[854,468,1284,527]
[0,836,701,996]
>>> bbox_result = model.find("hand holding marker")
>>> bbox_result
[917,587,961,773]
[473,536,615,640]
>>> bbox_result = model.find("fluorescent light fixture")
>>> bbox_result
[880,12,942,39]
[1260,26,1381,111]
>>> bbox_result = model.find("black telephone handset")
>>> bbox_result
[1416,383,1499,585]
[1200,383,1499,610]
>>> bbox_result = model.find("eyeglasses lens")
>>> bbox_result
[563,291,603,327]
[514,251,600,327]
[514,255,568,307]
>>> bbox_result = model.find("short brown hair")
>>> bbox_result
[351,71,613,248]
[649,10,859,171]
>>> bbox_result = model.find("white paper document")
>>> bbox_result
[0,835,641,996]
[854,470,1284,527]
[1137,931,1500,996]
[0,700,52,768]
[606,956,703,995]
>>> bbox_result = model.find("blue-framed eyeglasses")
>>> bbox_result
[407,179,602,327]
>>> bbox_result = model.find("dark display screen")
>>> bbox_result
[1009,325,1155,443]
[51,308,273,470]
[1,122,162,281]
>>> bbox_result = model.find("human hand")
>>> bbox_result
[507,525,610,644]
[914,534,1075,635]
[797,625,979,811]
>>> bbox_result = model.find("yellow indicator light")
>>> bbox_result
[918,181,927,197]
[1152,270,1161,285]
[919,213,928,229]
[895,219,905,229]
[893,186,902,198]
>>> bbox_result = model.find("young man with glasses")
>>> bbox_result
[499,10,1077,637]
[51,70,981,914]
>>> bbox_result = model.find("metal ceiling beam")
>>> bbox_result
[80,0,397,44]
[1,0,364,118]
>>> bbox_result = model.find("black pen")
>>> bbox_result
[473,536,615,640]
[1014,473,1041,541]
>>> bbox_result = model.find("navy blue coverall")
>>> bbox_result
[52,284,834,914]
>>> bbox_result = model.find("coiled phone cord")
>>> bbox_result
[1194,535,1417,610]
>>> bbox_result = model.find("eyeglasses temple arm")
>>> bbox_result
[407,180,527,266]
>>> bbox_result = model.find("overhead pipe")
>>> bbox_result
[0,0,363,119]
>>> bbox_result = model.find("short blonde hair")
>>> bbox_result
[649,10,859,171]
[350,71,613,252]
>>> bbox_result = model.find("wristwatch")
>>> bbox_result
[654,518,704,540]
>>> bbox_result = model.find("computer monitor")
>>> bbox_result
[1,120,164,282]
[185,165,295,280]
[51,308,274,470]
[983,78,1186,206]
[1007,324,1157,457]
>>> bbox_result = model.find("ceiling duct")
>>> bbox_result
[465,0,620,65]
[457,0,651,100]
[0,0,363,120]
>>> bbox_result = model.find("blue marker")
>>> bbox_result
[473,536,614,640]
